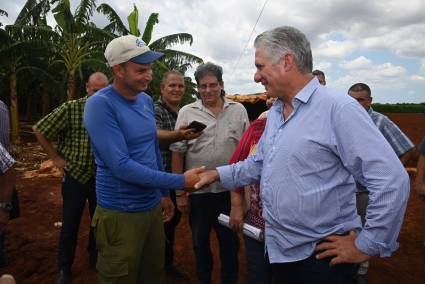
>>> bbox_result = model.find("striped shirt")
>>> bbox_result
[0,100,10,151]
[367,107,414,157]
[0,143,14,173]
[154,98,178,173]
[34,97,94,183]
[218,77,409,263]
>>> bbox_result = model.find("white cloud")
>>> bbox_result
[3,0,425,102]
[340,56,372,70]
[410,75,425,81]
[313,40,358,59]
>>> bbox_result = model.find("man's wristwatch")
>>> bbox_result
[0,202,12,212]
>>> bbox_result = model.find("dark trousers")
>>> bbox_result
[271,253,358,284]
[245,236,272,284]
[189,192,239,284]
[164,190,182,267]
[58,173,96,271]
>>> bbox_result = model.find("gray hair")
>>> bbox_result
[254,26,313,74]
[194,62,223,85]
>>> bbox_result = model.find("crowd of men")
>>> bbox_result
[0,26,424,284]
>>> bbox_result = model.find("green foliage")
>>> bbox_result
[372,103,425,113]
[127,4,140,37]
[141,13,158,44]
[96,4,128,35]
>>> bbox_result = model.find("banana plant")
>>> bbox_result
[97,3,203,102]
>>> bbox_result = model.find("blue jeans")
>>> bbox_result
[244,236,272,284]
[189,192,239,284]
[270,253,358,284]
[58,173,96,271]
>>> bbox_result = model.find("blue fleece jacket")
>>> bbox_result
[84,85,185,212]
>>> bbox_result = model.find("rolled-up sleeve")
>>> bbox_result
[334,102,410,257]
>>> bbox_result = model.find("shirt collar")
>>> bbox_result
[191,96,235,109]
[293,76,321,104]
[157,97,178,115]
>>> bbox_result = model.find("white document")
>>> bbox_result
[218,213,263,241]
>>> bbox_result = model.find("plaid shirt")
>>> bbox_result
[368,107,414,157]
[0,100,10,151]
[0,143,14,174]
[34,97,94,183]
[154,98,178,172]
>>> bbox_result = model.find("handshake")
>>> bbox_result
[182,167,219,192]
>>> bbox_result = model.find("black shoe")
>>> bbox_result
[56,270,72,284]
[166,264,190,280]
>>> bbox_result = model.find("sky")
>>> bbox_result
[1,0,425,103]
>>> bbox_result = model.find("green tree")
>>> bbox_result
[51,0,113,100]
[97,3,203,102]
[0,0,56,143]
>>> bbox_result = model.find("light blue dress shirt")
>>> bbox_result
[218,77,410,263]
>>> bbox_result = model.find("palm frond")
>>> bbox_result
[127,4,140,36]
[75,0,97,26]
[14,0,37,25]
[0,9,8,17]
[96,3,128,35]
[83,23,115,51]
[52,0,75,34]
[142,13,159,45]
[161,49,203,67]
[149,33,193,50]
[15,0,51,26]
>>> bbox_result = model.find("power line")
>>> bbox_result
[232,0,270,73]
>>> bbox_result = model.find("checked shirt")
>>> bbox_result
[34,97,94,183]
[154,98,178,173]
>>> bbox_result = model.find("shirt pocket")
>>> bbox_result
[227,122,244,142]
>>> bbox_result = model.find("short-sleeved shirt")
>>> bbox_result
[154,98,178,172]
[170,97,249,194]
[368,107,414,157]
[34,97,94,183]
[0,143,14,174]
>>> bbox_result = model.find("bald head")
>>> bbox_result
[86,72,109,96]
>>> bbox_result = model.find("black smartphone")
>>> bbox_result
[187,120,207,133]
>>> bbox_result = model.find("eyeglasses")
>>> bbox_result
[198,82,220,91]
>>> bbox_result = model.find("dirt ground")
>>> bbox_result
[0,113,424,284]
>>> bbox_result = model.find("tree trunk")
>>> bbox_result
[10,72,21,145]
[67,71,77,101]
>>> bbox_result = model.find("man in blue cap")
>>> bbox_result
[84,35,204,284]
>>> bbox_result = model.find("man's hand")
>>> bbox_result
[52,155,67,170]
[229,205,244,233]
[178,125,203,140]
[176,192,190,213]
[161,197,175,222]
[183,167,205,192]
[194,170,219,190]
[0,211,9,233]
[314,231,371,266]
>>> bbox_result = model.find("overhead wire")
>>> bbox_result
[232,0,270,73]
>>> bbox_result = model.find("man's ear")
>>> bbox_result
[281,53,295,72]
[111,65,123,79]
